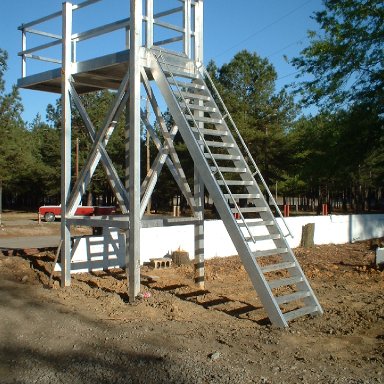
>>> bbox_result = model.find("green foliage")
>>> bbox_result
[0,40,382,213]
[29,115,61,199]
[207,50,298,186]
[291,0,384,113]
[286,105,384,209]
[46,90,127,204]
[0,49,34,200]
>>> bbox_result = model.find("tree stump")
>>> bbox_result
[301,223,315,248]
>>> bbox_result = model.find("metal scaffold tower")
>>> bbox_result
[18,0,323,327]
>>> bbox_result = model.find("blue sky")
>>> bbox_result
[1,0,323,124]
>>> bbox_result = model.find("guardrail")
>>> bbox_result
[18,0,202,79]
[18,0,104,77]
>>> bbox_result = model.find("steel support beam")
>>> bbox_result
[194,168,204,288]
[141,68,196,212]
[194,0,204,63]
[194,1,205,285]
[193,77,205,288]
[67,78,130,214]
[127,0,142,301]
[183,0,191,57]
[61,2,73,287]
[145,0,153,48]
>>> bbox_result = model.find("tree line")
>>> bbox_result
[0,0,382,214]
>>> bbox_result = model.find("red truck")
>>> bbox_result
[38,205,116,222]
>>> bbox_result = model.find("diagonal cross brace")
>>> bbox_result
[69,83,130,214]
[140,114,195,217]
[141,69,197,215]
[66,71,130,216]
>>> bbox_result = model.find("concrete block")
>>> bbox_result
[375,248,384,267]
[171,249,190,265]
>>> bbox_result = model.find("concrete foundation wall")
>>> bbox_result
[62,214,384,273]
[141,214,384,263]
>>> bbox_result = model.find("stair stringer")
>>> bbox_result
[150,55,290,327]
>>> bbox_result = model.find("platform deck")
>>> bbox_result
[18,49,131,94]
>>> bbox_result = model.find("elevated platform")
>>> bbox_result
[17,48,196,94]
[18,50,130,94]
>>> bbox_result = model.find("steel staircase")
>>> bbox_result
[149,50,323,328]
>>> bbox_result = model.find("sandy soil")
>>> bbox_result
[0,213,383,383]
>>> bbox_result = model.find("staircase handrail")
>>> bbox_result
[154,52,258,243]
[199,63,293,238]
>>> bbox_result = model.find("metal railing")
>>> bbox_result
[18,0,104,77]
[200,64,293,238]
[18,0,202,79]
[154,52,261,243]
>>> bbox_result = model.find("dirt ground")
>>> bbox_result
[0,212,383,383]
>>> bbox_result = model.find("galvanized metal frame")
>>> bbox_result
[68,83,130,213]
[140,112,197,218]
[19,0,206,298]
[61,2,73,287]
[140,68,197,213]
[17,0,323,327]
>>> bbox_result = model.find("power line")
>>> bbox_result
[213,0,314,59]
[266,38,305,59]
[276,70,301,81]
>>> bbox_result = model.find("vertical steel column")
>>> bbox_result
[194,0,203,63]
[183,0,191,58]
[127,0,142,301]
[145,0,153,48]
[194,168,205,288]
[193,0,204,287]
[61,2,73,287]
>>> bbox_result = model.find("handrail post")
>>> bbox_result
[71,40,77,63]
[21,27,26,77]
[183,0,191,58]
[145,0,153,48]
[194,0,203,63]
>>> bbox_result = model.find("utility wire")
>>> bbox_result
[266,38,305,59]
[213,0,314,59]
[277,70,301,81]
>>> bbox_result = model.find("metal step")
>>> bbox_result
[204,140,235,148]
[275,290,311,305]
[218,180,254,186]
[232,207,267,213]
[162,66,199,79]
[225,193,261,199]
[212,166,247,173]
[283,305,320,322]
[253,248,288,258]
[238,220,275,227]
[244,233,281,242]
[181,103,217,113]
[168,78,205,90]
[261,261,296,273]
[206,153,241,161]
[192,127,227,137]
[180,91,211,101]
[187,115,222,124]
[268,275,304,289]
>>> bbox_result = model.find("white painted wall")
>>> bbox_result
[140,214,384,262]
[63,214,384,273]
